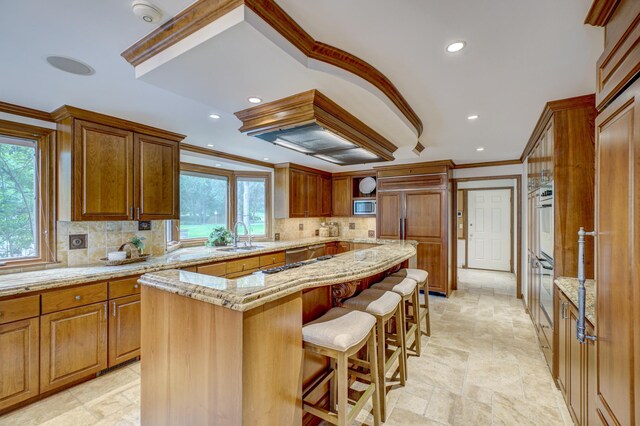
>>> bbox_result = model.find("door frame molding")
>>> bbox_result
[451,175,522,299]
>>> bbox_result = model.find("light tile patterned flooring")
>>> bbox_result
[0,269,571,425]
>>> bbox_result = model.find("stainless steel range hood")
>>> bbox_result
[234,90,397,165]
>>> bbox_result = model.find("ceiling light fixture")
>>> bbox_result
[263,157,269,161]
[476,147,485,152]
[467,115,479,120]
[215,163,221,167]
[209,114,220,119]
[446,41,466,53]
[207,144,214,147]
[131,1,163,24]
[248,97,262,104]
[46,56,95,76]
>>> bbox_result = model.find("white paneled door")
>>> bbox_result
[467,189,512,271]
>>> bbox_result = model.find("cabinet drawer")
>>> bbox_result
[42,282,108,314]
[0,295,40,325]
[227,256,260,274]
[196,262,227,277]
[259,252,285,267]
[109,276,141,299]
[226,268,260,279]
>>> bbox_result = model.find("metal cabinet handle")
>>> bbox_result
[75,295,81,301]
[560,302,565,320]
[130,207,134,219]
[113,302,117,317]
[104,303,107,321]
[136,207,140,220]
[577,227,597,344]
[0,311,3,318]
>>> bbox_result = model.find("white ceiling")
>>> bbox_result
[0,0,601,172]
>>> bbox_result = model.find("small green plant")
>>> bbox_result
[129,236,146,254]
[205,226,232,247]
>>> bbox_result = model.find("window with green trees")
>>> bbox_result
[179,171,229,240]
[235,175,267,237]
[0,135,38,261]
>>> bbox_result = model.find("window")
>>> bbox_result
[0,120,54,267]
[174,164,271,243]
[235,174,269,237]
[179,168,230,240]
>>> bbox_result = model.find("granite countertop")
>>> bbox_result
[0,237,415,298]
[139,242,417,311]
[555,277,596,324]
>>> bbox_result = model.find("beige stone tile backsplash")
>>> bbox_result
[57,220,167,267]
[273,217,376,241]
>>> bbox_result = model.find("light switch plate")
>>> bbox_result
[138,221,152,231]
[274,233,280,241]
[299,223,304,231]
[368,230,375,238]
[315,229,319,236]
[349,222,356,230]
[69,234,87,250]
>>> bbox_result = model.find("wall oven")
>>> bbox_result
[353,200,376,215]
[537,186,553,260]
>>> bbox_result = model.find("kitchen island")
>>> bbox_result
[138,242,416,425]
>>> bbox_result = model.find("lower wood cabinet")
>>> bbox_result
[40,302,108,393]
[0,317,40,411]
[337,242,351,253]
[108,295,141,367]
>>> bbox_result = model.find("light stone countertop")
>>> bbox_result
[138,242,417,311]
[0,237,414,298]
[554,277,596,324]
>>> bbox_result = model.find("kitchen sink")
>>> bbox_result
[217,246,263,252]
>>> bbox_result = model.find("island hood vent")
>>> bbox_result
[234,90,397,165]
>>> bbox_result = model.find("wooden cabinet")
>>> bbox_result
[274,164,331,218]
[0,317,39,411]
[40,302,108,393]
[108,295,141,367]
[377,192,402,239]
[337,241,351,254]
[331,176,351,216]
[53,106,183,221]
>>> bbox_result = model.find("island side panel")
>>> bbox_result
[242,291,303,425]
[141,286,244,425]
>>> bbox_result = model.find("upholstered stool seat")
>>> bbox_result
[343,289,406,421]
[392,268,431,337]
[371,276,417,297]
[302,308,381,425]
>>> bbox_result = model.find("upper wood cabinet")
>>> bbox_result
[53,106,184,221]
[274,163,331,218]
[331,176,351,217]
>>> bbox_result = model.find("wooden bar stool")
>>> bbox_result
[342,289,406,420]
[372,276,422,360]
[392,268,431,336]
[302,307,381,426]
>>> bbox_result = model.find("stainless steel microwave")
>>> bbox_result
[353,200,376,215]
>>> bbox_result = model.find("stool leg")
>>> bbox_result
[412,289,422,356]
[330,358,337,412]
[376,318,387,420]
[395,306,407,386]
[423,282,431,337]
[368,330,381,426]
[337,353,348,426]
[399,300,409,382]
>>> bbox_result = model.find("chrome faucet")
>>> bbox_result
[232,221,249,248]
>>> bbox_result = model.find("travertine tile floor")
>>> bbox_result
[0,268,571,425]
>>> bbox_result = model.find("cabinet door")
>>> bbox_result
[134,134,179,220]
[331,176,351,216]
[544,122,554,183]
[585,321,597,426]
[404,190,443,240]
[289,170,306,218]
[556,293,569,396]
[320,175,332,217]
[73,120,134,220]
[595,83,638,426]
[377,192,402,239]
[568,305,582,424]
[0,318,39,411]
[337,242,351,253]
[305,173,319,217]
[108,295,141,367]
[40,303,108,393]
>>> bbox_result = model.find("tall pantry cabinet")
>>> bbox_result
[585,1,640,424]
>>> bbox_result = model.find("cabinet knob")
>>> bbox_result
[134,284,139,289]
[75,295,81,301]
[0,311,3,317]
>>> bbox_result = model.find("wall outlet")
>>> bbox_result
[368,230,375,238]
[299,223,304,231]
[69,234,87,250]
[138,221,152,231]
[314,229,319,236]
[349,222,356,230]
[274,233,280,241]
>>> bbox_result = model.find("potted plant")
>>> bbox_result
[129,235,146,255]
[205,226,232,247]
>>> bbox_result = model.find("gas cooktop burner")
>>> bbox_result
[261,255,334,274]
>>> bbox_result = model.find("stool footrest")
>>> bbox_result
[302,369,335,400]
[348,384,376,424]
[303,403,339,424]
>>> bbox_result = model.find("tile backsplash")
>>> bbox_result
[56,221,167,267]
[273,217,376,241]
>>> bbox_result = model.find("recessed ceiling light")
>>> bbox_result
[446,41,466,53]
[467,115,479,120]
[248,97,262,104]
[215,163,221,167]
[46,56,94,76]
[263,157,269,161]
[476,147,485,152]
[207,144,214,147]
[209,114,220,119]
